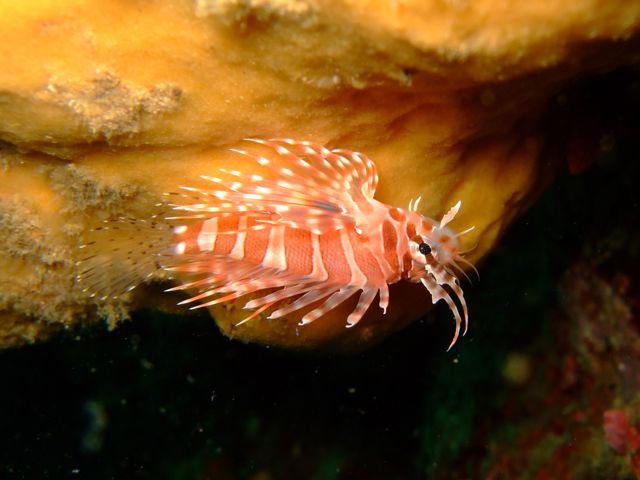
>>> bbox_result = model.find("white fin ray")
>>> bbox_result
[420,256,469,351]
[412,196,422,212]
[171,138,380,235]
[233,303,275,327]
[440,200,461,228]
[346,287,378,327]
[267,286,338,320]
[420,276,464,351]
[454,254,480,281]
[259,138,378,197]
[300,287,360,325]
[159,248,323,313]
[244,283,321,310]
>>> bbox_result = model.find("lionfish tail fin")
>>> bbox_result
[75,214,173,302]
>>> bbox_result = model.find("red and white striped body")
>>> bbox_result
[174,204,448,289]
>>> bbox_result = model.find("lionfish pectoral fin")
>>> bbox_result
[420,276,468,351]
[345,287,378,327]
[267,287,336,320]
[299,287,359,325]
[233,303,274,327]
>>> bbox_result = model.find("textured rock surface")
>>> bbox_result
[1,0,639,349]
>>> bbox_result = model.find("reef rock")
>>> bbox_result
[0,0,639,349]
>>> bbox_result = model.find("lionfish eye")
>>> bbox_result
[418,242,431,255]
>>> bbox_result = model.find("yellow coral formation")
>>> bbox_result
[0,0,639,349]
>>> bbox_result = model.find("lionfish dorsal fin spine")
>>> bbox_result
[174,138,380,236]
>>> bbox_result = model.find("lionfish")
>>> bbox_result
[78,139,476,350]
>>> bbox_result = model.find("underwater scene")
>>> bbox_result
[2,68,640,479]
[2,1,640,479]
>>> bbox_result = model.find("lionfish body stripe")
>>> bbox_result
[77,139,474,350]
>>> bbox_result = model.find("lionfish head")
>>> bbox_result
[405,200,477,350]
[406,200,472,276]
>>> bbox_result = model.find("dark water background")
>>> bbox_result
[1,67,639,479]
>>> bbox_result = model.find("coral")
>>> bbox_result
[36,70,182,140]
[1,0,640,349]
[1,70,640,475]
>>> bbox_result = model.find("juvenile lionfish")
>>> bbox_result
[78,139,475,349]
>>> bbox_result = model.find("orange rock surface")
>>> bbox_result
[0,0,639,349]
